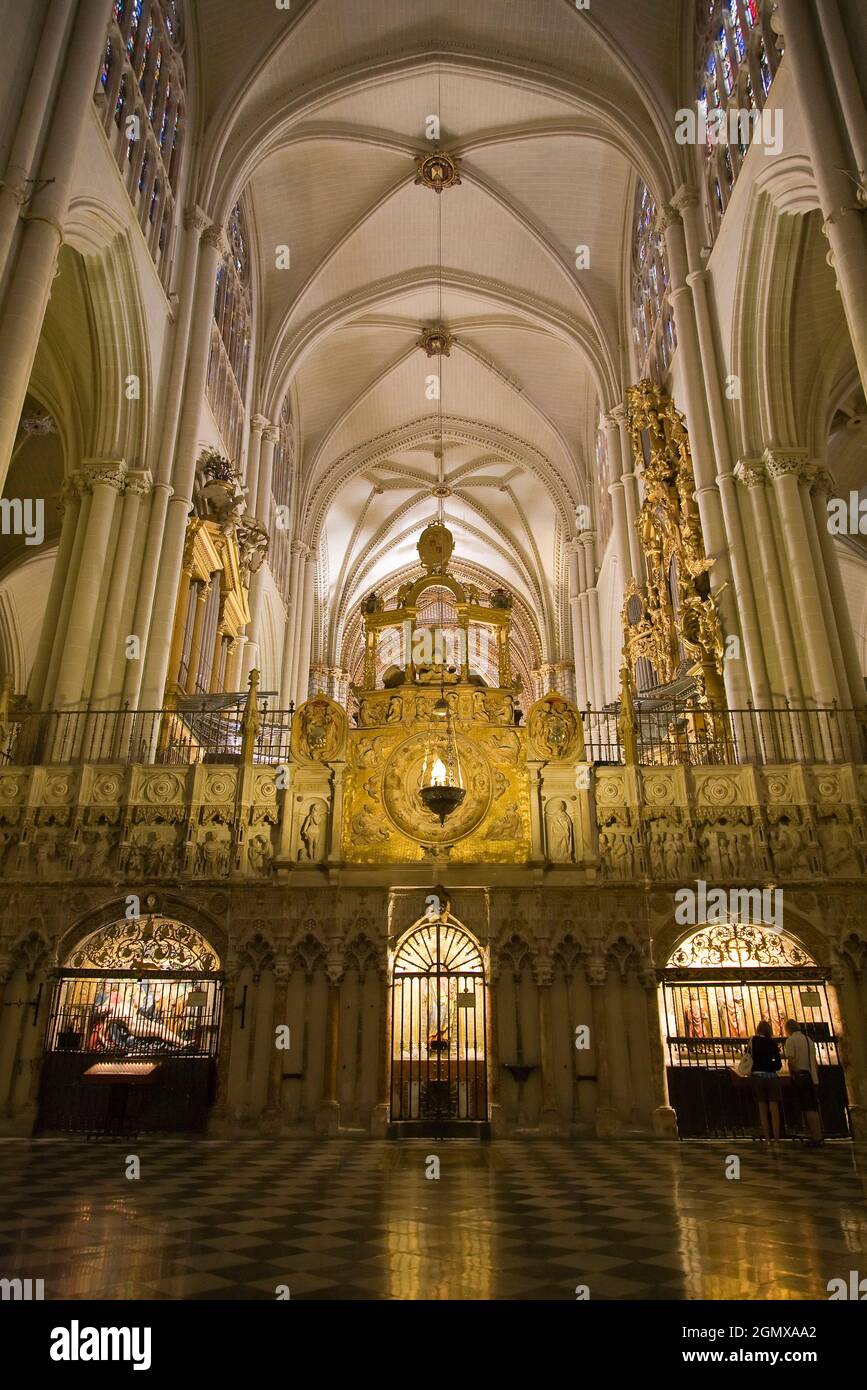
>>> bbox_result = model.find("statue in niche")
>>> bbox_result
[248,833,274,875]
[545,799,575,863]
[298,802,326,862]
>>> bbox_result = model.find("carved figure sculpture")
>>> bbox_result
[545,799,575,863]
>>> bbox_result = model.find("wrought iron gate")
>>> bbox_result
[37,970,224,1135]
[390,917,487,1132]
[662,972,850,1138]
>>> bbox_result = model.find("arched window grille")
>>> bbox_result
[268,394,293,602]
[94,0,186,289]
[205,201,253,466]
[631,183,676,381]
[696,1,783,239]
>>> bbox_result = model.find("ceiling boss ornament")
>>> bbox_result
[419,325,453,357]
[414,149,461,193]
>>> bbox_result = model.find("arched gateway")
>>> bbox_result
[37,916,224,1135]
[389,915,488,1137]
[660,922,849,1139]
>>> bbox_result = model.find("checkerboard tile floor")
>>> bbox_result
[1,1138,866,1299]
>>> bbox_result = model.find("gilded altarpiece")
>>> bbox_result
[342,686,530,865]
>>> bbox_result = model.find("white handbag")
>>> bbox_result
[733,1049,753,1079]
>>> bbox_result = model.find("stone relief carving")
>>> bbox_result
[818,813,861,875]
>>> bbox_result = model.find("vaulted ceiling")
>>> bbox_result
[187,0,691,672]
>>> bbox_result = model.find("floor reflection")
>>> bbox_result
[0,1138,865,1299]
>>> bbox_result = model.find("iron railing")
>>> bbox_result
[0,700,864,768]
[0,701,295,767]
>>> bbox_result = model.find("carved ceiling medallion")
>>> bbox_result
[414,150,461,193]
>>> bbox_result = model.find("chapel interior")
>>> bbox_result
[0,0,866,1304]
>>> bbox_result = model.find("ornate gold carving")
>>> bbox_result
[527,694,585,761]
[291,696,347,764]
[622,380,725,703]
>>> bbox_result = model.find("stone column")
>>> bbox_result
[53,461,126,709]
[639,963,678,1137]
[0,2,69,281]
[661,206,747,708]
[279,542,306,704]
[123,207,210,706]
[587,949,615,1137]
[244,415,267,518]
[139,222,225,707]
[534,943,562,1134]
[317,938,345,1135]
[735,460,804,705]
[0,0,112,491]
[210,961,239,1133]
[27,478,83,708]
[582,533,605,707]
[293,552,317,709]
[263,956,291,1134]
[566,539,586,706]
[244,425,278,678]
[91,471,152,706]
[612,404,645,582]
[764,448,841,708]
[776,0,867,399]
[604,411,634,586]
[810,470,867,711]
[256,426,278,525]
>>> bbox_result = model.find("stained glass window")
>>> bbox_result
[631,183,676,380]
[696,2,782,239]
[100,39,113,90]
[96,1,185,285]
[127,0,142,56]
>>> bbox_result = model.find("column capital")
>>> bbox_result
[183,205,210,235]
[656,201,681,235]
[82,459,127,492]
[262,425,281,445]
[579,529,597,546]
[201,223,228,255]
[124,468,153,498]
[810,465,836,498]
[249,414,270,436]
[565,537,583,555]
[734,458,767,488]
[762,446,812,482]
[290,540,309,557]
[671,183,701,215]
[609,403,628,427]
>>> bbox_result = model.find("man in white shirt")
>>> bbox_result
[784,1019,823,1144]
